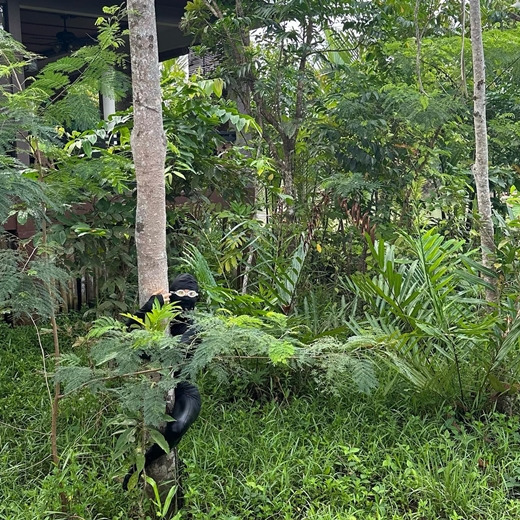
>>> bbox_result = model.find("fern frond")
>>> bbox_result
[348,356,378,394]
[143,384,169,428]
[87,316,126,338]
[0,248,22,308]
[32,70,69,94]
[0,29,36,79]
[0,248,69,318]
[48,92,101,131]
[182,243,218,289]
[255,232,310,309]
[268,340,295,366]
[41,56,85,75]
[0,170,51,223]
[55,366,95,394]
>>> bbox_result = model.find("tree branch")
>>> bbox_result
[61,365,177,397]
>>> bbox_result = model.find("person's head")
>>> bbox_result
[169,273,199,311]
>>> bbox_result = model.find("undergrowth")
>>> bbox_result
[2,323,520,519]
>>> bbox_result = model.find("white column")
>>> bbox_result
[102,95,116,120]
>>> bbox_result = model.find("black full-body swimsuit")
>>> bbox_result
[123,273,201,488]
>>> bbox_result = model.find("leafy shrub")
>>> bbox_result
[4,321,520,519]
[343,230,520,410]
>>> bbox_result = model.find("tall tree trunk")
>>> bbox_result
[128,1,177,516]
[128,0,169,305]
[414,0,425,94]
[460,0,469,97]
[469,0,497,303]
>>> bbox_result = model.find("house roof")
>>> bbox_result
[10,0,191,61]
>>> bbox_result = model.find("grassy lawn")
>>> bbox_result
[2,323,520,519]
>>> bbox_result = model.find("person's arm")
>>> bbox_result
[180,326,197,345]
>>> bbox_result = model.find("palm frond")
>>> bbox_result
[345,230,497,406]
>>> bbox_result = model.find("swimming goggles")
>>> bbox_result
[171,289,199,298]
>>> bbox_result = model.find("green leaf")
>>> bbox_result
[126,470,139,491]
[114,427,136,459]
[57,230,67,245]
[162,484,179,516]
[136,452,145,474]
[269,340,295,365]
[199,78,224,98]
[145,476,161,505]
[17,211,28,225]
[149,428,170,456]
[82,140,93,158]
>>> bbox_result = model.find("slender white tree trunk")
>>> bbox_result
[469,0,496,302]
[128,0,169,305]
[460,0,469,97]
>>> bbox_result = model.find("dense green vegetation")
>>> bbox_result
[2,0,520,518]
[4,323,520,520]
